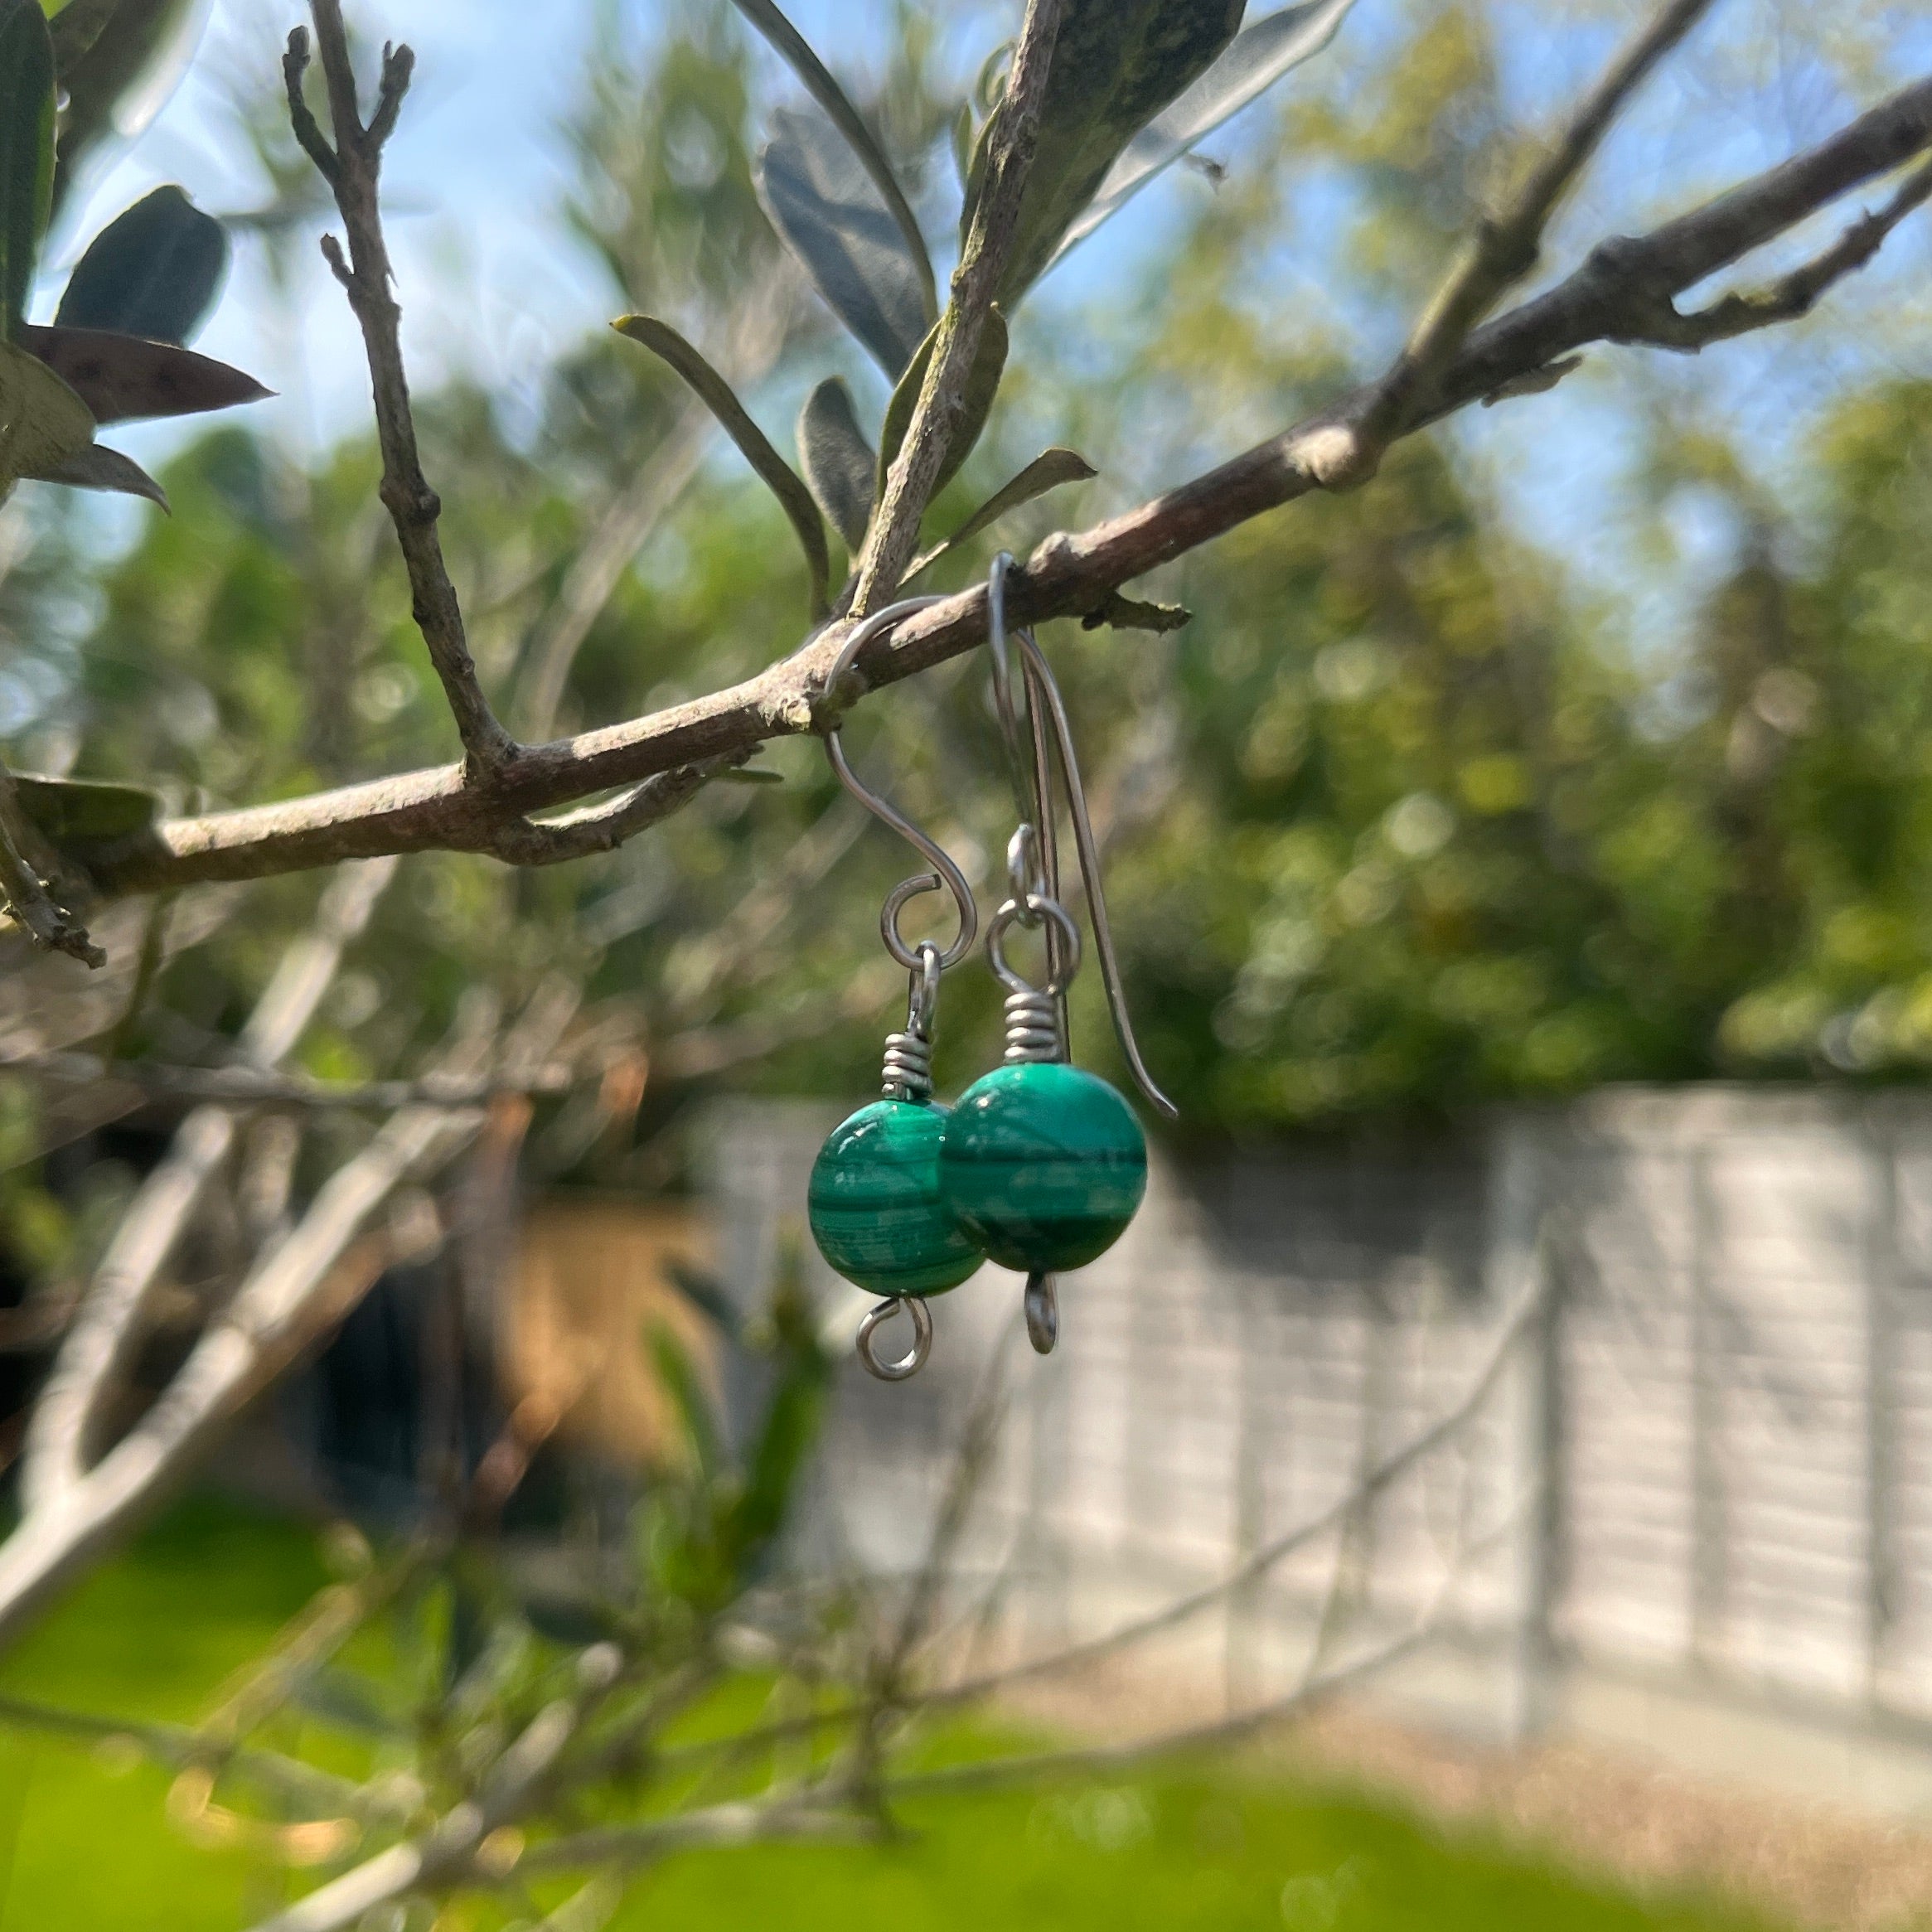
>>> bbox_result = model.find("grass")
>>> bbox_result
[0,1495,1779,1932]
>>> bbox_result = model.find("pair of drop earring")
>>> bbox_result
[807,555,1176,1382]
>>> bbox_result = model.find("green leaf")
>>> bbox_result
[719,1281,829,1572]
[0,339,94,491]
[18,323,270,423]
[0,0,56,339]
[290,1669,407,1741]
[25,438,166,506]
[876,305,1010,504]
[650,1325,724,1484]
[1049,0,1358,270]
[729,0,935,324]
[56,185,229,345]
[46,0,119,70]
[797,375,876,552]
[758,109,927,379]
[11,772,159,845]
[613,313,830,622]
[943,447,1097,552]
[966,0,1247,305]
[51,0,209,217]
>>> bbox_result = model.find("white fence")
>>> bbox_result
[704,1087,1932,1809]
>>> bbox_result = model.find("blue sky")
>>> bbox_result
[39,0,1932,651]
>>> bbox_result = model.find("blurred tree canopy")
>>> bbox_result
[2,0,1929,1155]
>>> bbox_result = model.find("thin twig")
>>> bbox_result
[0,980,575,1652]
[1356,0,1721,454]
[18,1049,579,1112]
[851,0,1064,612]
[1626,150,1932,348]
[288,14,519,777]
[19,858,395,1515]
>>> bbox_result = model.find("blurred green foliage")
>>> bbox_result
[0,1494,1779,1932]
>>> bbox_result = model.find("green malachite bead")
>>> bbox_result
[939,1063,1147,1274]
[809,1100,985,1299]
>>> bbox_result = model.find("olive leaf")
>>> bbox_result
[757,109,928,380]
[876,305,1009,504]
[728,0,935,324]
[908,447,1097,579]
[18,324,269,423]
[0,0,56,339]
[1050,0,1359,270]
[47,0,120,70]
[0,340,95,492]
[613,313,830,622]
[56,185,229,346]
[965,0,1247,306]
[27,440,167,507]
[52,0,210,215]
[797,376,876,553]
[11,771,160,846]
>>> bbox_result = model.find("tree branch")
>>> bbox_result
[0,978,575,1651]
[17,1049,577,1111]
[289,13,520,777]
[78,70,1932,898]
[1620,150,1932,349]
[850,0,1063,612]
[1356,0,1721,452]
[19,858,395,1516]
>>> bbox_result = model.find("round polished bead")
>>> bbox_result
[939,1063,1147,1274]
[809,1100,984,1299]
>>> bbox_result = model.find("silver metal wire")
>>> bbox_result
[857,1295,933,1382]
[987,893,1082,997]
[1024,1271,1059,1356]
[1003,989,1060,1064]
[882,942,942,1100]
[983,559,1179,1119]
[823,596,979,971]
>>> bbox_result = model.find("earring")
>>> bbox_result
[939,556,1179,1357]
[807,599,987,1383]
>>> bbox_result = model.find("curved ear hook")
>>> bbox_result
[821,596,980,971]
[986,556,1179,1121]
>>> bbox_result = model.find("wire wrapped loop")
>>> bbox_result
[856,1295,933,1382]
[883,942,942,1100]
[986,893,1082,1000]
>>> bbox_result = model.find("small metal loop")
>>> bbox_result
[878,874,976,975]
[856,1295,933,1382]
[1006,825,1047,918]
[823,594,979,973]
[1024,1272,1059,1356]
[986,893,1082,998]
[908,940,942,1039]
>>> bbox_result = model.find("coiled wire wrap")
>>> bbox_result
[881,1027,934,1099]
[881,941,942,1102]
[1003,988,1060,1064]
[987,893,1083,1068]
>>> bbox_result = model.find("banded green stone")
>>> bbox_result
[809,1100,984,1299]
[939,1063,1147,1274]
